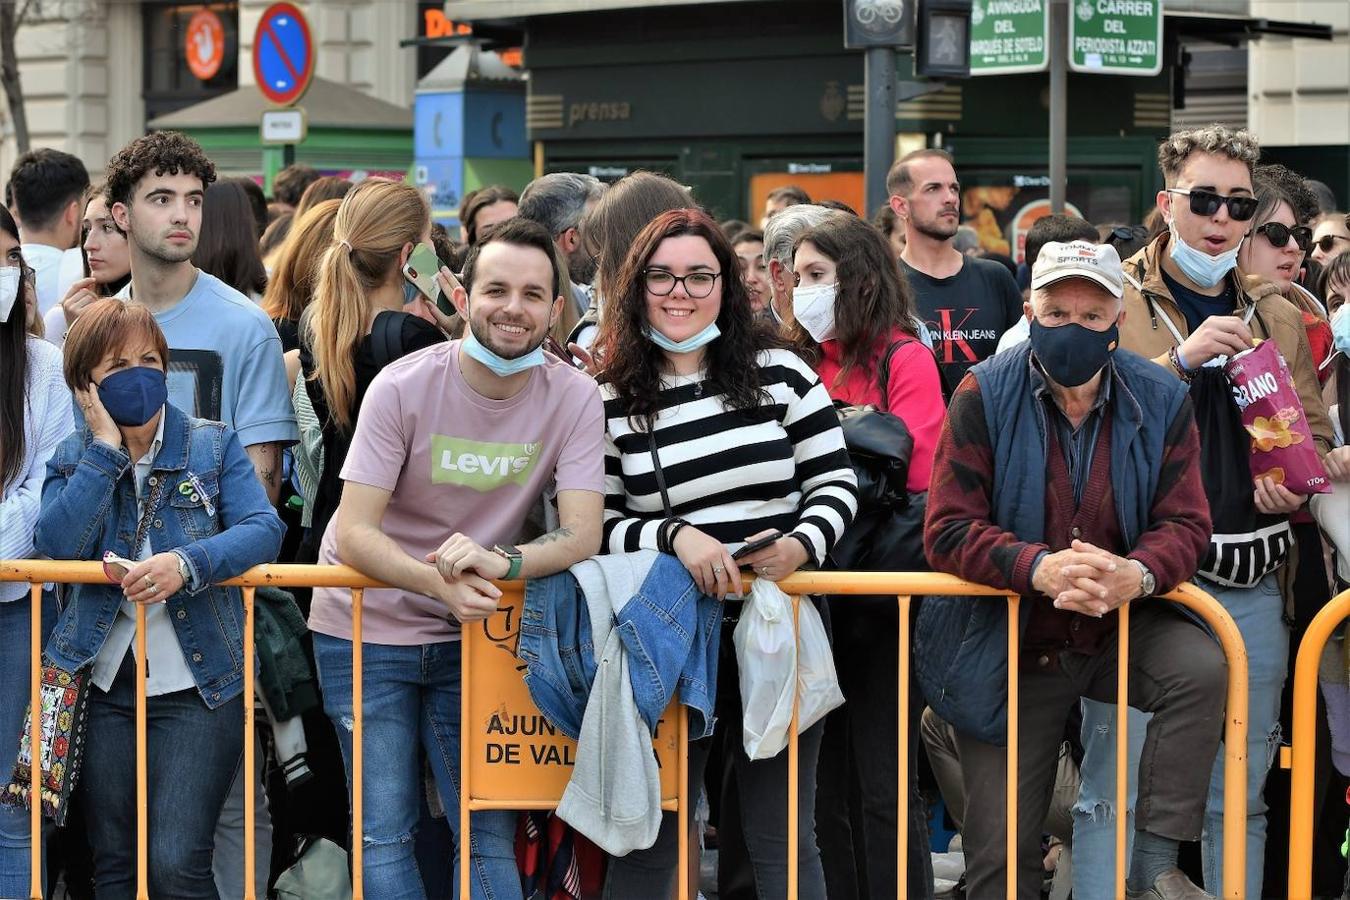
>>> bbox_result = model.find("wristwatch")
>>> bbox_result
[173,551,192,590]
[1131,559,1156,598]
[492,544,523,580]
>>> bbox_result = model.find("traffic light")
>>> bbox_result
[915,0,972,77]
[842,0,915,49]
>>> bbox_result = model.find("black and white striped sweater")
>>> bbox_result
[601,349,859,565]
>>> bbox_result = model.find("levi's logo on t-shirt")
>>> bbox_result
[430,435,542,491]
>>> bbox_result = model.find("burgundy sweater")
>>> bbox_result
[924,374,1211,662]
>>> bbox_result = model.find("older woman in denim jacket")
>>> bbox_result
[35,299,284,899]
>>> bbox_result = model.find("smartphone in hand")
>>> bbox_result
[402,242,445,305]
[732,531,784,562]
[102,551,136,583]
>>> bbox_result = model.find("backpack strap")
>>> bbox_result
[876,334,956,410]
[369,312,404,369]
[875,336,923,413]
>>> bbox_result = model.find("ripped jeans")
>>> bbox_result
[1074,574,1288,899]
[954,602,1225,900]
[313,634,521,900]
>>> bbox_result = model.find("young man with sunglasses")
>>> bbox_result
[1075,124,1334,900]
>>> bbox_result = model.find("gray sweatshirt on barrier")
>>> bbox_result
[556,551,663,855]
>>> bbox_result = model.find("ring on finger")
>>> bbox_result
[712,565,725,574]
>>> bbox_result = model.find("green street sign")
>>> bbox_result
[1070,0,1164,76]
[969,0,1049,76]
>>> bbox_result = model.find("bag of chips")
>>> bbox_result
[1223,339,1331,495]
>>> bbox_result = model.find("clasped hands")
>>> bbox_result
[1031,539,1143,618]
[424,533,506,624]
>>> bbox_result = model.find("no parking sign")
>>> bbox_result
[252,2,314,107]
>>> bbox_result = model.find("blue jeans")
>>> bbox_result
[0,593,55,898]
[81,652,244,899]
[1074,575,1287,899]
[312,634,521,900]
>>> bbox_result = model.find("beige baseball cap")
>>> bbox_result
[1031,240,1125,298]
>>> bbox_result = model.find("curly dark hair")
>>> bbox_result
[598,208,772,430]
[104,131,217,210]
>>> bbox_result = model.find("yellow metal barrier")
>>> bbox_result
[768,573,1250,900]
[458,589,690,900]
[0,562,1249,899]
[1288,587,1350,900]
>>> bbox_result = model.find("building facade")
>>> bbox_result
[0,0,431,178]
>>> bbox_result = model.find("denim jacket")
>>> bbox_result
[520,551,723,740]
[36,403,285,709]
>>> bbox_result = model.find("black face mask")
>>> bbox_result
[1028,318,1119,388]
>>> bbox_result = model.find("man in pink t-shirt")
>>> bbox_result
[309,219,605,900]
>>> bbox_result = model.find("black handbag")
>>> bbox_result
[829,339,928,571]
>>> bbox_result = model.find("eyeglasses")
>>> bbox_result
[1251,222,1313,253]
[1165,188,1259,222]
[644,269,721,298]
[1313,234,1350,254]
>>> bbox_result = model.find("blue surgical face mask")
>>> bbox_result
[1332,306,1350,356]
[1168,220,1242,289]
[646,321,721,354]
[402,279,422,305]
[96,366,168,427]
[461,325,547,378]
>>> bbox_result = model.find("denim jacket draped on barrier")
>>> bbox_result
[519,550,723,741]
[35,403,285,709]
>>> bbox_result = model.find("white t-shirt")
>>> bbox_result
[22,243,82,316]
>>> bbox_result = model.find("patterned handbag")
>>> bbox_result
[1,660,92,826]
[2,467,166,825]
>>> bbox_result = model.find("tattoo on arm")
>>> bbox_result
[245,442,284,503]
[526,526,574,546]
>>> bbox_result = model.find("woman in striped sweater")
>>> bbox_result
[597,208,858,899]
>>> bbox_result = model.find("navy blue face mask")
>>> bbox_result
[1029,319,1119,388]
[96,366,168,427]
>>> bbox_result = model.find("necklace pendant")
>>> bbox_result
[693,382,704,398]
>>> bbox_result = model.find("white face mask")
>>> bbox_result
[792,281,838,342]
[0,266,20,324]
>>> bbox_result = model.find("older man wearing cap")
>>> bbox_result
[918,241,1224,900]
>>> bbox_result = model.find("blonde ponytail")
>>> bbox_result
[306,180,430,432]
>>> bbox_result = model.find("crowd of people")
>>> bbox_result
[0,122,1347,900]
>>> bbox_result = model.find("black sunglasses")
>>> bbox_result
[1251,222,1313,253]
[1314,234,1350,254]
[1166,188,1259,222]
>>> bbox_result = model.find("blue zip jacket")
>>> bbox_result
[36,403,285,709]
[914,344,1188,744]
[520,551,723,740]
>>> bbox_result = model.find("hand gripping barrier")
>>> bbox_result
[1287,587,1350,900]
[0,562,1248,900]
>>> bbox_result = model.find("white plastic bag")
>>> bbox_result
[795,594,845,732]
[734,580,844,760]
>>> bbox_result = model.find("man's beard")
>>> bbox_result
[567,247,596,285]
[913,213,959,242]
[131,222,196,265]
[470,316,544,360]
